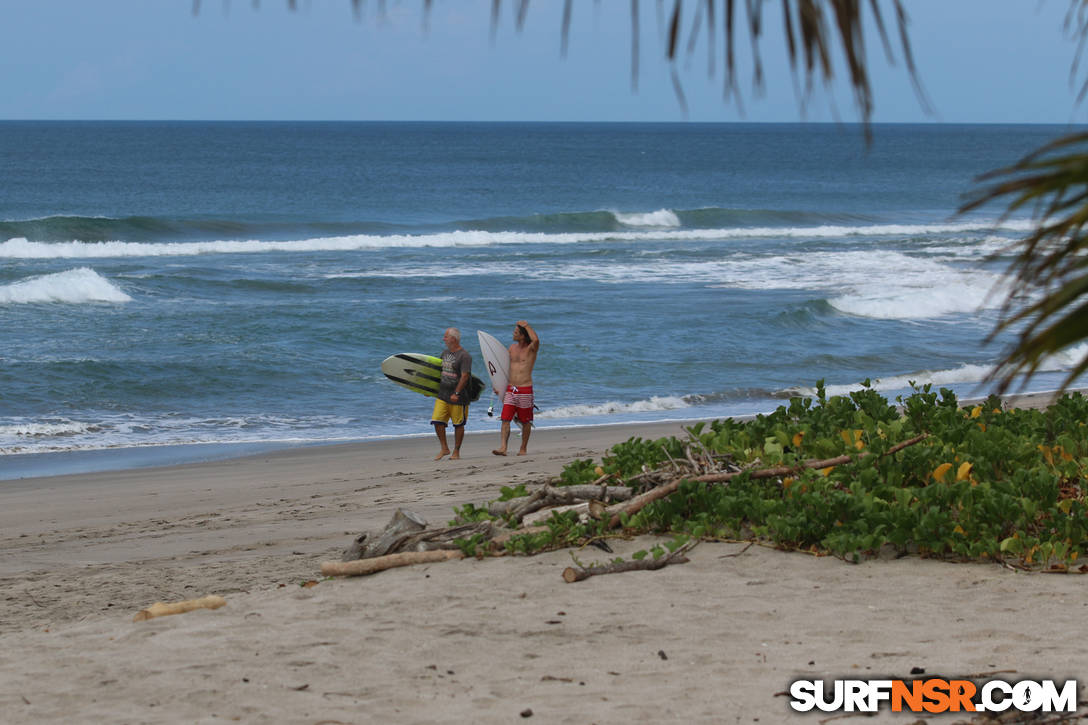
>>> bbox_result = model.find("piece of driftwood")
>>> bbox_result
[342,509,428,561]
[401,521,497,551]
[322,549,464,577]
[487,484,633,519]
[522,502,591,527]
[342,514,495,561]
[133,595,227,622]
[606,433,929,527]
[562,540,697,583]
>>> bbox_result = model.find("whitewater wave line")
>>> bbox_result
[793,347,1088,398]
[0,220,1034,258]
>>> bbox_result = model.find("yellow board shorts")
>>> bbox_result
[431,399,467,427]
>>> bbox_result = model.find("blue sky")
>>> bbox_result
[1,0,1084,123]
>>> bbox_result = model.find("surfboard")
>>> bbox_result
[477,330,510,397]
[381,352,485,401]
[381,353,443,398]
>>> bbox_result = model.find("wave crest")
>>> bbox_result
[0,268,131,304]
[0,219,1033,259]
[613,209,681,227]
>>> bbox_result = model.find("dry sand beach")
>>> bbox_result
[2,397,1087,724]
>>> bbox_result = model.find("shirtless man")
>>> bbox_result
[492,320,539,456]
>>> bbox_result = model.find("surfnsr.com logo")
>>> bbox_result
[789,678,1078,714]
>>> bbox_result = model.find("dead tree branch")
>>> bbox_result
[562,540,698,583]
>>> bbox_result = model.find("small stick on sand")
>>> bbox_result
[133,595,227,622]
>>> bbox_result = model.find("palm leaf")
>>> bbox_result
[963,132,1088,393]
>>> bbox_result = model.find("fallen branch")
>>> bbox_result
[133,595,227,622]
[606,434,929,527]
[321,549,463,577]
[522,502,591,526]
[402,521,496,551]
[562,540,697,583]
[488,484,633,519]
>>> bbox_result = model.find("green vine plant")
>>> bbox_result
[456,382,1088,571]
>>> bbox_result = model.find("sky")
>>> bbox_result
[0,0,1085,124]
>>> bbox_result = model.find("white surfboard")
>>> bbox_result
[477,330,510,397]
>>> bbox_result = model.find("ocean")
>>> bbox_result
[1,120,1083,479]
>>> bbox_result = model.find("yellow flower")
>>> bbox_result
[932,462,953,483]
[839,429,865,450]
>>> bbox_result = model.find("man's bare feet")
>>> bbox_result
[517,450,528,456]
[450,451,460,460]
[492,449,507,456]
[435,449,450,461]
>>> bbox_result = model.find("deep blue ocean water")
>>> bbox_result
[1,121,1083,479]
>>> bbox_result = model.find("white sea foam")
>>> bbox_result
[613,209,681,227]
[1043,343,1088,370]
[0,412,358,455]
[812,364,996,398]
[0,220,1033,258]
[705,249,1008,319]
[537,396,691,419]
[527,247,1007,320]
[802,347,1088,399]
[0,419,97,439]
[828,273,1010,320]
[328,243,1012,320]
[0,268,132,304]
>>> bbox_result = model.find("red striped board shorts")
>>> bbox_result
[500,385,534,424]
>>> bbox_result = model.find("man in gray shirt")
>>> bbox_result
[432,327,472,460]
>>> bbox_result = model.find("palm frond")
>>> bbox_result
[962,132,1088,393]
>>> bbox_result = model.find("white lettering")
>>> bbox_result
[789,680,818,712]
[981,681,1013,712]
[1041,679,1078,713]
[844,680,868,711]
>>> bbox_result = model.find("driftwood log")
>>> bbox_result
[322,549,464,577]
[342,509,426,560]
[133,595,227,622]
[341,509,495,561]
[562,540,697,583]
[522,502,591,527]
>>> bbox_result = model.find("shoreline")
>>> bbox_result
[0,418,708,484]
[2,388,1074,483]
[2,390,1087,722]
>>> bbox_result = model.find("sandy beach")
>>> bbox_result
[2,399,1087,724]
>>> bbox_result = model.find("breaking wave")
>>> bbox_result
[0,268,131,304]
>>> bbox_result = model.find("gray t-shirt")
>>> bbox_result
[437,347,472,404]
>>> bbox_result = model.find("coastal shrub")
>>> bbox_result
[546,384,1088,569]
